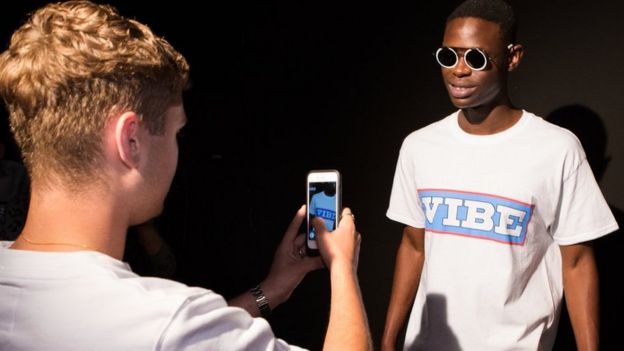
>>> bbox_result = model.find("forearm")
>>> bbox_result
[561,244,600,351]
[323,261,372,351]
[382,228,424,350]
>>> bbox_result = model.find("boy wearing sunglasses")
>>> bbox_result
[382,0,617,350]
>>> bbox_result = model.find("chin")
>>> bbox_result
[149,205,164,220]
[132,205,164,226]
[450,100,474,109]
[450,97,487,110]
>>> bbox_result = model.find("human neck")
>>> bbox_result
[458,101,522,135]
[12,182,130,260]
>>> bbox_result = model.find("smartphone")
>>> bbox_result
[306,170,342,255]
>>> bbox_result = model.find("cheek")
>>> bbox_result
[172,141,179,166]
[166,141,179,178]
[478,74,503,96]
[153,139,178,177]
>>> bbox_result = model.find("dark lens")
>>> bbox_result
[436,47,457,68]
[465,49,487,70]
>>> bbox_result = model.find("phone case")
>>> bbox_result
[306,170,341,256]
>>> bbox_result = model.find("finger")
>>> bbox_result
[293,233,306,247]
[296,246,307,259]
[312,216,329,237]
[284,205,306,241]
[292,234,306,257]
[337,207,355,230]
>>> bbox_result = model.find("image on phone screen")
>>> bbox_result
[307,181,338,249]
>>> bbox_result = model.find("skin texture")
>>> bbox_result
[381,226,424,351]
[229,208,372,350]
[560,243,600,351]
[314,209,372,351]
[441,17,523,135]
[382,16,600,351]
[11,105,188,258]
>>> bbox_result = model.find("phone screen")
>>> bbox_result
[307,170,340,251]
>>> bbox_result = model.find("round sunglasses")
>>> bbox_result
[434,44,513,71]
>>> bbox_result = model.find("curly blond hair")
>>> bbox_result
[0,1,189,187]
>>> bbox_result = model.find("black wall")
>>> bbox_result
[2,1,622,349]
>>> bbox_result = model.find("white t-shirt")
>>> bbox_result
[387,110,618,351]
[0,242,306,351]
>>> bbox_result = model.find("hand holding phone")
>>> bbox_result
[306,170,342,255]
[312,207,359,272]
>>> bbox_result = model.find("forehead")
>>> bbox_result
[443,17,504,51]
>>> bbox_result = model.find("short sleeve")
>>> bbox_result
[158,291,306,351]
[551,159,618,245]
[386,140,426,229]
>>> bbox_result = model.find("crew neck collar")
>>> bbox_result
[449,109,531,143]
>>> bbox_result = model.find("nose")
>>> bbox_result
[452,55,471,77]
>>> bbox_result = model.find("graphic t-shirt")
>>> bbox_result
[387,110,618,351]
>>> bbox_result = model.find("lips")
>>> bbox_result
[448,83,477,99]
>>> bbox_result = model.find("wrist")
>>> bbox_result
[328,258,357,276]
[260,276,289,309]
[381,334,397,349]
[250,284,272,319]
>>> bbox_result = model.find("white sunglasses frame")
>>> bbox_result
[435,44,514,71]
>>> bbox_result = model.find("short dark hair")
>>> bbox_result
[447,0,517,44]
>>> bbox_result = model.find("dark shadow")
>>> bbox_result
[546,105,609,181]
[124,218,177,279]
[407,294,461,351]
[546,104,623,350]
[0,130,29,241]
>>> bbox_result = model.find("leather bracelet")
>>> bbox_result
[250,284,272,318]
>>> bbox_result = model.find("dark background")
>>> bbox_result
[2,1,622,349]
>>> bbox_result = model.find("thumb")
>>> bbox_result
[283,205,306,242]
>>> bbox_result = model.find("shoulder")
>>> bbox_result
[64,253,224,313]
[115,274,224,311]
[522,111,587,174]
[523,111,583,150]
[156,280,301,350]
[0,250,232,349]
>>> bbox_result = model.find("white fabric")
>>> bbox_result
[0,242,306,351]
[387,110,618,351]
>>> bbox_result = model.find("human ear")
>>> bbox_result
[507,44,524,72]
[115,111,141,168]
